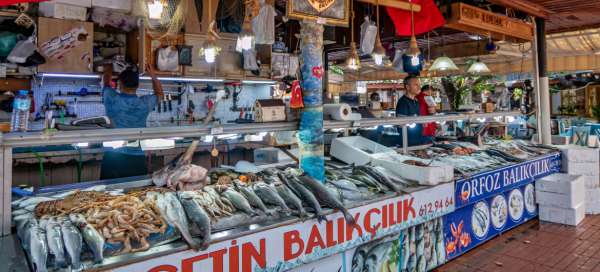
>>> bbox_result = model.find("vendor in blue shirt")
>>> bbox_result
[100,63,164,179]
[396,75,428,146]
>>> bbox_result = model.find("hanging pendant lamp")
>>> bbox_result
[406,0,421,59]
[236,1,255,52]
[467,58,491,73]
[346,0,360,70]
[429,34,458,72]
[199,0,221,63]
[371,0,386,66]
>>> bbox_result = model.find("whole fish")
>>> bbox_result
[157,192,201,250]
[252,182,290,214]
[234,182,271,215]
[274,183,306,217]
[17,196,56,209]
[361,165,404,193]
[327,179,361,192]
[298,175,356,226]
[60,218,83,271]
[69,214,104,263]
[278,173,325,222]
[364,241,393,272]
[221,188,257,215]
[28,224,49,272]
[45,217,67,268]
[178,192,212,250]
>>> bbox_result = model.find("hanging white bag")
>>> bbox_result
[359,16,377,54]
[156,46,179,72]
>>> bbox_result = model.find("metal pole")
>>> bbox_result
[531,20,542,144]
[298,21,325,181]
[1,147,12,236]
[402,125,408,154]
[534,18,551,145]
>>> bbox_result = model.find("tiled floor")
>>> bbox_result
[435,215,600,272]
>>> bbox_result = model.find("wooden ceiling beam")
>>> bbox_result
[486,0,551,19]
[355,0,421,12]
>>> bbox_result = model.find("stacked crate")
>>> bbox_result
[536,173,585,226]
[560,146,600,214]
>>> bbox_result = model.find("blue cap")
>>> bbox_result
[18,90,28,96]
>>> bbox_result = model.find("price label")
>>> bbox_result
[210,127,224,135]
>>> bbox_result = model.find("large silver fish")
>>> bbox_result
[277,173,324,222]
[234,182,271,215]
[28,224,48,272]
[61,218,83,271]
[69,214,104,263]
[45,217,67,268]
[157,192,201,250]
[221,187,257,215]
[298,175,356,226]
[178,191,212,250]
[252,182,290,214]
[274,183,306,218]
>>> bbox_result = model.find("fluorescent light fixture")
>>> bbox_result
[257,132,268,137]
[40,73,100,79]
[216,134,239,139]
[103,141,126,149]
[140,139,175,151]
[383,125,395,128]
[203,135,214,143]
[169,137,184,140]
[139,76,224,82]
[407,123,417,128]
[244,134,264,142]
[506,116,515,123]
[477,118,486,122]
[242,80,277,84]
[494,116,503,122]
[73,142,89,148]
[436,121,446,125]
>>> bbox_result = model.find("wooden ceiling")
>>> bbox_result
[516,0,600,33]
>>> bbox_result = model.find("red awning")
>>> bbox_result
[0,0,49,7]
[386,0,446,36]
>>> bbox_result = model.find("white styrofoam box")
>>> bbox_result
[586,200,600,214]
[562,161,600,176]
[559,145,599,163]
[584,175,600,189]
[539,202,585,226]
[536,173,584,194]
[586,188,600,202]
[330,136,396,166]
[92,0,132,12]
[536,190,584,208]
[49,0,92,7]
[39,2,88,21]
[371,153,454,186]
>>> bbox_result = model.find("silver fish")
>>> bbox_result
[28,224,48,272]
[61,218,83,270]
[278,173,324,222]
[327,179,361,192]
[69,214,104,263]
[252,182,290,214]
[18,196,56,209]
[221,188,257,215]
[234,182,271,215]
[157,192,201,250]
[274,183,306,217]
[178,192,212,250]
[299,175,356,226]
[45,217,67,268]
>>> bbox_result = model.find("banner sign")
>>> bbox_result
[455,153,561,208]
[113,182,454,272]
[444,182,538,260]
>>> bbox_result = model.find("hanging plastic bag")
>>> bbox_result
[252,0,275,45]
[290,80,304,109]
[7,37,35,64]
[392,48,404,72]
[156,46,179,72]
[243,49,259,72]
[359,16,377,54]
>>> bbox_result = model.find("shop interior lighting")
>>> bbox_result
[467,59,491,74]
[345,0,360,70]
[203,135,214,143]
[405,0,421,65]
[102,141,126,149]
[477,118,486,122]
[236,2,255,52]
[407,123,417,128]
[371,0,386,66]
[429,56,459,72]
[40,73,101,79]
[436,121,446,125]
[199,1,221,64]
[506,116,515,123]
[139,76,224,82]
[494,116,503,122]
[216,134,239,139]
[140,139,175,151]
[242,80,277,84]
[147,0,165,20]
[73,142,89,148]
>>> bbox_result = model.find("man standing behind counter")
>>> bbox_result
[396,75,425,146]
[102,63,164,128]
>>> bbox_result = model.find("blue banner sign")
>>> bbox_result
[443,182,538,260]
[455,153,561,208]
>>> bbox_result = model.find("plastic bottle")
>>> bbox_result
[11,90,31,132]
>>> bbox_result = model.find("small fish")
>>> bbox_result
[274,183,306,217]
[299,175,356,226]
[28,224,49,272]
[18,196,56,209]
[327,179,361,192]
[69,214,104,263]
[252,182,290,214]
[234,182,271,215]
[45,217,67,268]
[221,188,257,215]
[157,192,201,251]
[278,173,325,222]
[61,218,83,271]
[178,191,212,250]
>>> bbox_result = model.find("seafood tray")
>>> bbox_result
[371,153,454,186]
[330,136,396,165]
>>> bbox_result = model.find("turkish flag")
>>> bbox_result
[0,0,48,7]
[386,0,446,36]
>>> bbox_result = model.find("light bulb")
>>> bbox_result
[408,123,417,128]
[347,58,360,70]
[200,38,221,63]
[148,0,164,20]
[204,47,216,63]
[411,55,420,66]
[373,53,384,66]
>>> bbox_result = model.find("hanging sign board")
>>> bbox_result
[111,182,454,272]
[287,0,350,26]
[445,3,534,42]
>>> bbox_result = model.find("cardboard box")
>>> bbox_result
[92,0,132,12]
[39,2,88,21]
[560,145,599,163]
[539,202,585,226]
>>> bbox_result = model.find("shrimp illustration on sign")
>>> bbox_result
[39,27,89,61]
[446,221,471,256]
